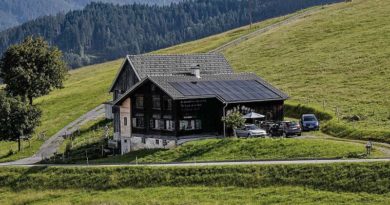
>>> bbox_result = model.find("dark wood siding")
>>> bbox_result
[127,81,285,139]
[131,81,176,137]
[112,61,139,101]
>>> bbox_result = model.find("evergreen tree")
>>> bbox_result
[0,0,342,68]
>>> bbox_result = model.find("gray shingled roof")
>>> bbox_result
[114,73,288,105]
[128,53,233,79]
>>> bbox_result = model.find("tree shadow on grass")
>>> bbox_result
[173,139,232,162]
[9,166,49,191]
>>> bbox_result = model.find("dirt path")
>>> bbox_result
[2,105,105,165]
[209,7,322,53]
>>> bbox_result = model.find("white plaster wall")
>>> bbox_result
[121,137,132,154]
[121,136,177,154]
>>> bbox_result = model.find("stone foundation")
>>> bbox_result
[121,135,177,154]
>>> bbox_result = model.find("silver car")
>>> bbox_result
[235,124,267,138]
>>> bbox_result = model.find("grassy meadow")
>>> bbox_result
[91,137,376,164]
[46,118,385,164]
[0,8,305,162]
[2,0,390,161]
[224,0,390,132]
[0,60,121,162]
[1,186,390,205]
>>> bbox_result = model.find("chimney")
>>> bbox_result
[191,64,201,78]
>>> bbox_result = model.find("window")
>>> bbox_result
[156,139,160,145]
[152,95,161,109]
[132,116,144,128]
[163,96,172,110]
[180,120,202,131]
[166,120,175,131]
[124,117,128,126]
[136,95,144,109]
[195,120,202,129]
[150,119,163,130]
[142,137,146,144]
[124,140,128,143]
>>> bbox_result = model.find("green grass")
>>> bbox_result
[46,118,384,164]
[0,8,312,162]
[1,186,390,205]
[2,0,389,161]
[153,12,295,54]
[2,163,390,193]
[0,60,122,162]
[86,135,381,164]
[224,0,390,133]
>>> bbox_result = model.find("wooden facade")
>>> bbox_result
[109,54,287,153]
[119,80,285,139]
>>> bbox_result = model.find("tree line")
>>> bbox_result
[0,0,342,68]
[0,0,182,31]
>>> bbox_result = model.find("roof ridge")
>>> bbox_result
[127,53,223,57]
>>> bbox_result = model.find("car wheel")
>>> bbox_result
[247,134,251,138]
[297,133,302,136]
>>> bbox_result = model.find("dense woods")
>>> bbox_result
[0,0,181,31]
[0,0,341,68]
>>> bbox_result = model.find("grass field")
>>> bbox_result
[90,137,378,164]
[1,186,390,205]
[224,0,390,132]
[1,0,389,161]
[46,118,384,164]
[0,9,307,162]
[0,60,121,162]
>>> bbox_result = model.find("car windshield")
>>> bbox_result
[246,125,258,130]
[303,116,317,121]
[286,122,297,127]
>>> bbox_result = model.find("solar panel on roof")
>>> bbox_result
[170,80,283,103]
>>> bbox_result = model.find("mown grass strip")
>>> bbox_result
[1,162,390,194]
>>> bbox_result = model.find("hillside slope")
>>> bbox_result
[224,0,390,132]
[0,13,287,162]
[0,0,341,68]
[2,0,389,162]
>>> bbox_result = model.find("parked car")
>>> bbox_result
[280,121,302,137]
[300,114,320,131]
[235,124,267,138]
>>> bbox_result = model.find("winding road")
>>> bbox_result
[3,105,105,165]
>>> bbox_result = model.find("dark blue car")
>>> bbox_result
[300,114,320,131]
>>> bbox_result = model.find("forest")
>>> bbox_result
[0,0,342,68]
[0,0,181,31]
